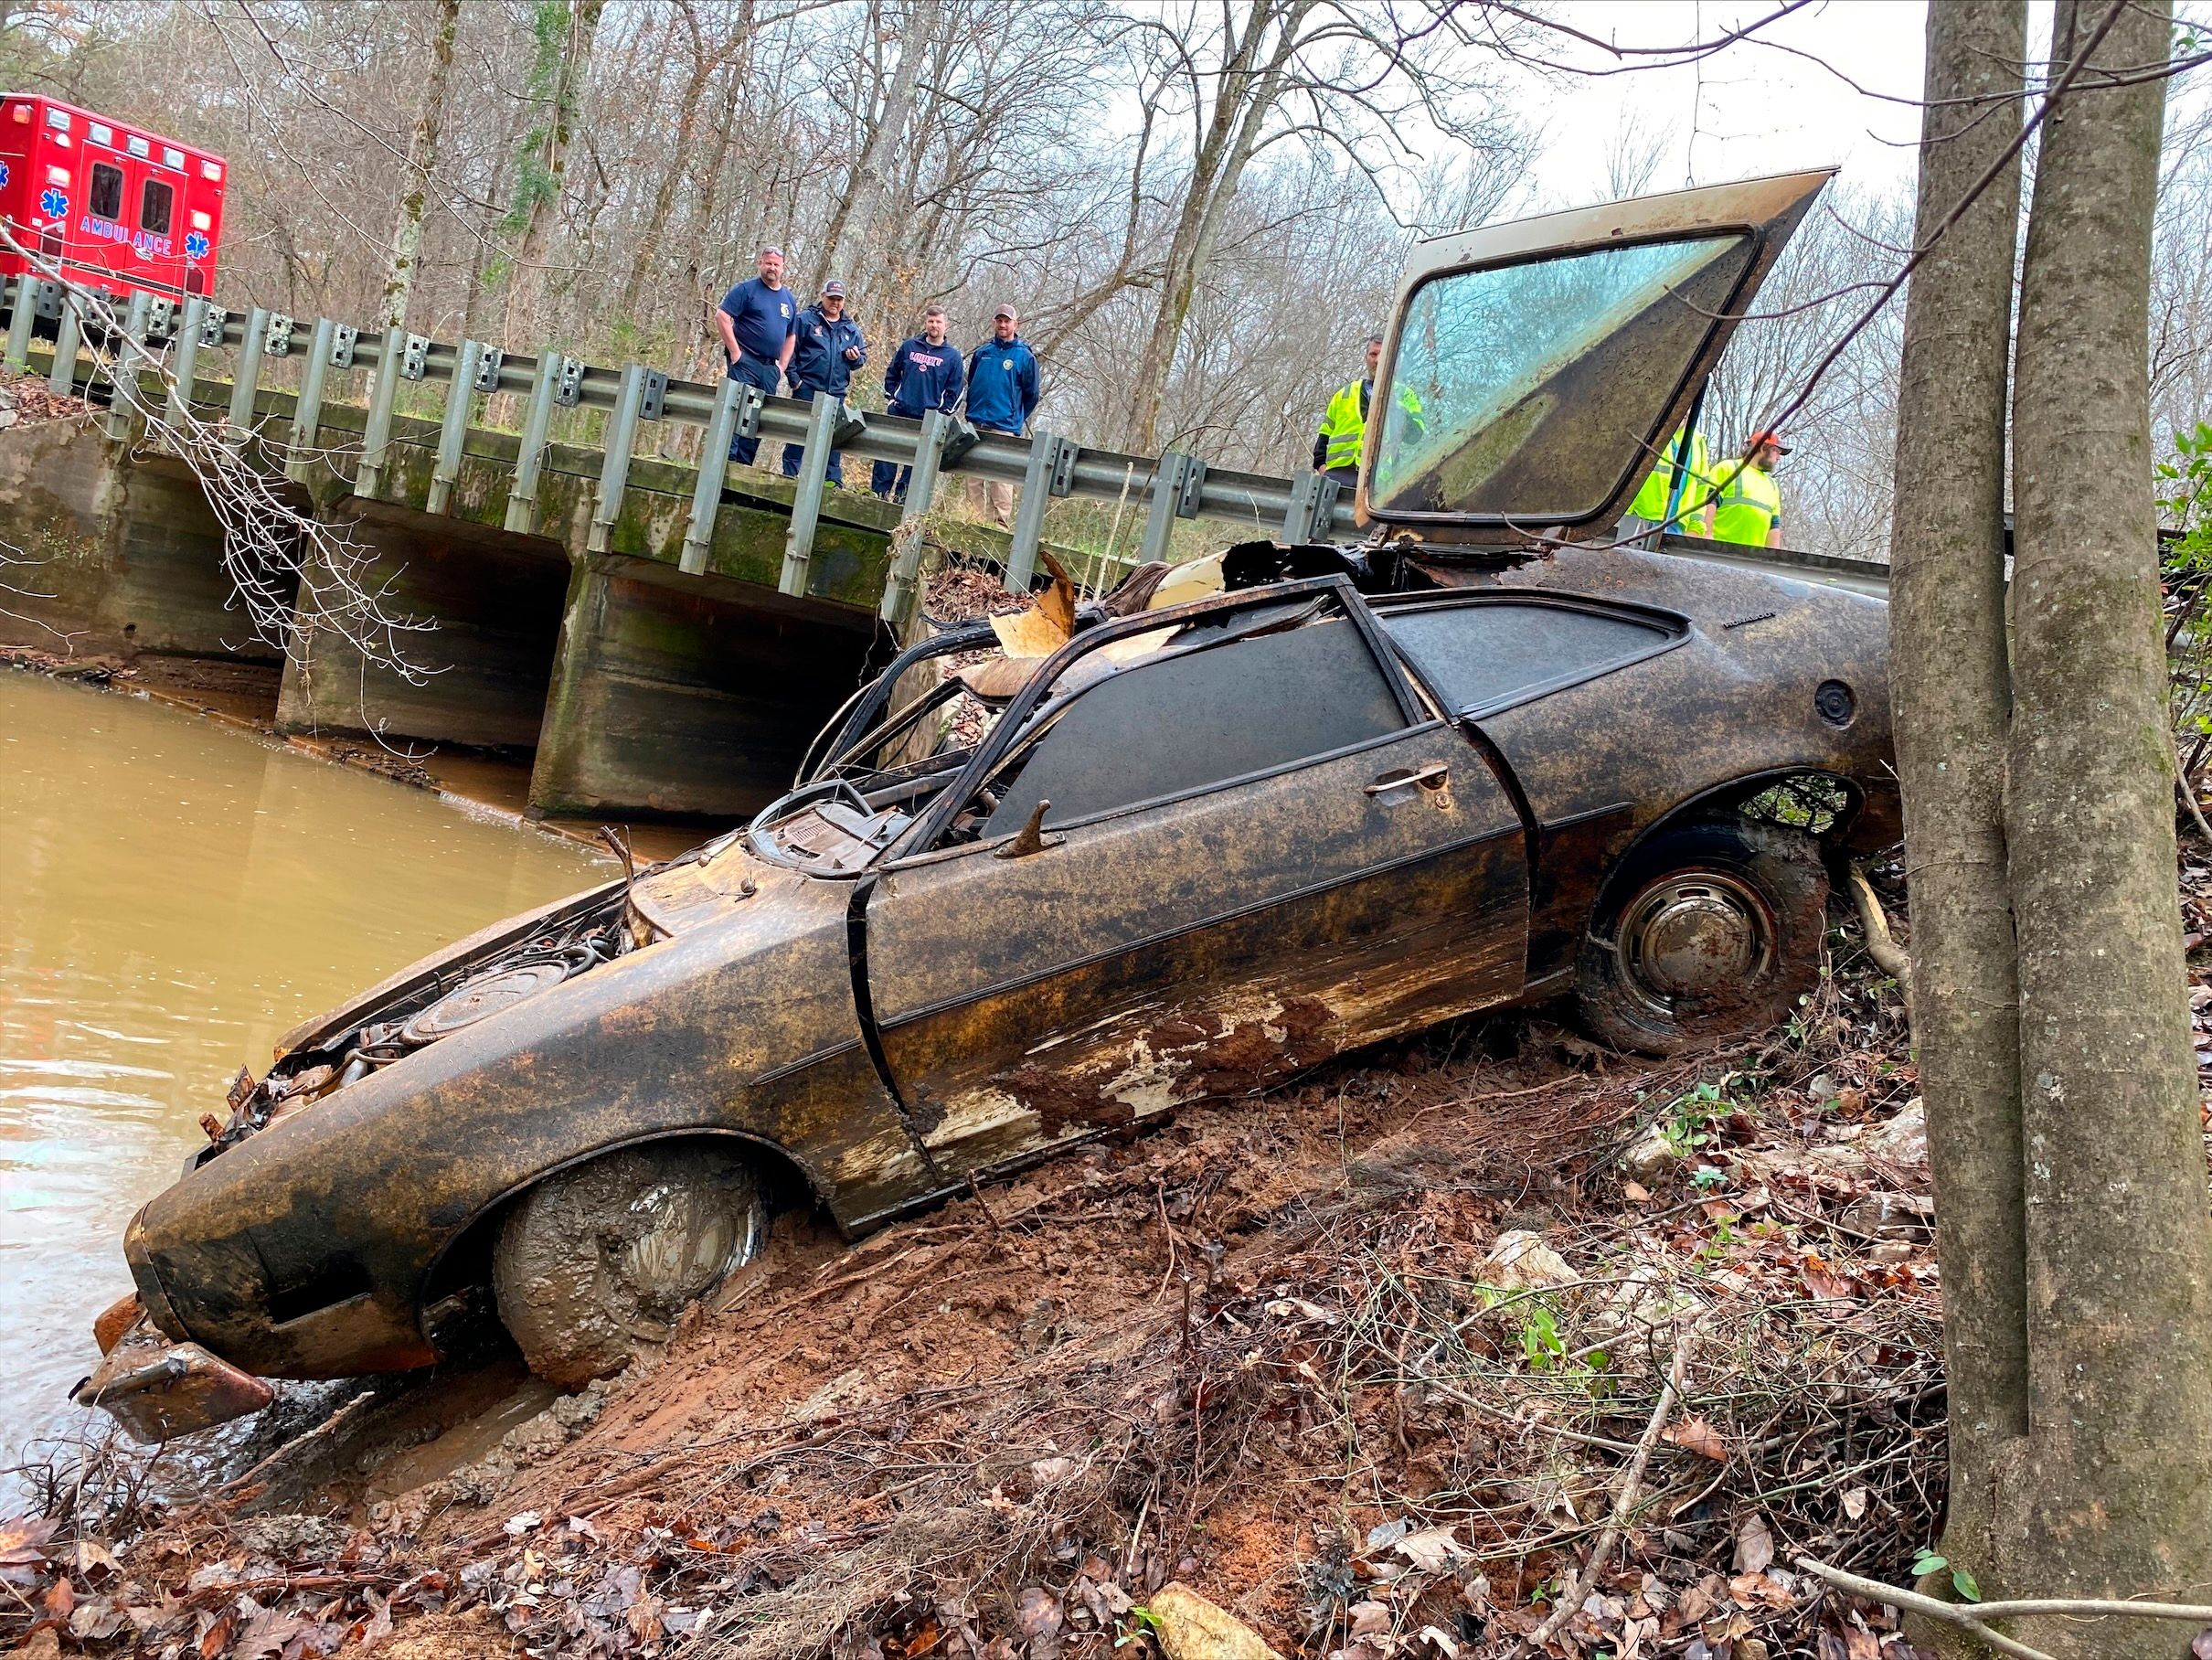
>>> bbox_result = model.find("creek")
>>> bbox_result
[0,673,605,1456]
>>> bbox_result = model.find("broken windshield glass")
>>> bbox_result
[1370,232,1754,524]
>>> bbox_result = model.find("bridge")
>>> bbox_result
[0,282,1366,819]
[0,278,1886,822]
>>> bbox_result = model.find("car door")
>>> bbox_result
[859,583,1529,1180]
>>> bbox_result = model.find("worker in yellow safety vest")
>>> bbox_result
[1313,335,1422,482]
[1626,425,1716,537]
[1710,429,1788,548]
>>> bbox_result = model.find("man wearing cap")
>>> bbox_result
[1710,430,1788,548]
[962,304,1041,527]
[873,304,966,501]
[782,279,867,486]
[714,246,799,467]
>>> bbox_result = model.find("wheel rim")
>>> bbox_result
[1615,867,1779,1018]
[612,1170,762,1322]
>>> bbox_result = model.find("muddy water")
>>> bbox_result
[0,673,606,1453]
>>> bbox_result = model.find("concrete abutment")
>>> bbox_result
[0,414,902,819]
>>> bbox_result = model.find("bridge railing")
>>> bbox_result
[8,279,1361,625]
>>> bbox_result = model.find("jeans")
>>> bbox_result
[871,405,927,500]
[725,356,782,467]
[780,380,845,485]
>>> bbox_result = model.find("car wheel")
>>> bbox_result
[1574,817,1826,1057]
[492,1143,765,1387]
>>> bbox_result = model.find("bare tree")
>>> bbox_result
[378,0,461,329]
[1885,3,2026,1636]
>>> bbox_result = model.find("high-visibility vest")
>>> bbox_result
[1710,459,1782,546]
[1318,379,1425,472]
[1319,379,1370,471]
[1629,428,1714,526]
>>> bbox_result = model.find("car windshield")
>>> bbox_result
[1371,232,1753,522]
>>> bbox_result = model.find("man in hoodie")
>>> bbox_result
[871,305,966,501]
[782,279,867,486]
[962,304,1040,527]
[714,245,798,467]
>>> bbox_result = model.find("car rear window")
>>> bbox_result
[984,616,1405,835]
[1382,600,1677,716]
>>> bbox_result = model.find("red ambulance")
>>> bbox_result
[0,94,226,303]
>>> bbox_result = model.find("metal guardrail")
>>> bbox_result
[8,279,1361,625]
[1654,531,1891,599]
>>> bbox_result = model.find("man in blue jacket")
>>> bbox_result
[963,304,1040,527]
[871,304,966,501]
[782,279,867,485]
[714,246,798,467]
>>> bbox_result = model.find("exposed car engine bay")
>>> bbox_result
[198,889,646,1163]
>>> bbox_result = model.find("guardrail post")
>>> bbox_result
[223,304,270,460]
[161,296,207,449]
[505,345,563,535]
[1138,451,1205,565]
[426,338,482,515]
[101,291,150,442]
[46,294,80,398]
[1005,431,1069,591]
[588,364,648,555]
[778,390,839,597]
[1281,469,1342,544]
[284,317,338,483]
[5,273,36,370]
[679,375,746,574]
[354,325,406,498]
[880,410,950,624]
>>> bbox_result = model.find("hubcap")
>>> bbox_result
[1616,869,1776,1015]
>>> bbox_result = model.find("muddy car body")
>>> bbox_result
[98,167,1898,1414]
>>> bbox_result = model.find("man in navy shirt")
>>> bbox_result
[872,304,966,501]
[963,304,1040,527]
[782,279,867,485]
[714,245,798,467]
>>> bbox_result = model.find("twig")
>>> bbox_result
[966,1172,1005,1233]
[1526,1324,1699,1651]
[1798,1556,2212,1647]
[2178,767,2212,847]
[1845,863,1914,1023]
[213,1389,378,1496]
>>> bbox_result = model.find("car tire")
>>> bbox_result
[1574,817,1826,1058]
[492,1143,765,1387]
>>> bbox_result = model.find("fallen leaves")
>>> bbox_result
[1662,1414,1728,1462]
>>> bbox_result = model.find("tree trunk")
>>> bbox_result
[617,18,717,330]
[1122,0,1310,453]
[1884,0,2029,1624]
[378,0,461,331]
[2007,1,2212,1649]
[821,0,941,303]
[503,0,607,349]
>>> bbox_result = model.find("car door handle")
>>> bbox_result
[1365,762,1450,796]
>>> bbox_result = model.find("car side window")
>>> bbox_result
[1381,599,1680,718]
[980,615,1407,837]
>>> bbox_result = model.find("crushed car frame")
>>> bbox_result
[82,166,1900,1431]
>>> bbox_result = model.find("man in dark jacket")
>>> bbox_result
[872,305,966,501]
[714,245,798,467]
[963,304,1040,527]
[782,279,867,485]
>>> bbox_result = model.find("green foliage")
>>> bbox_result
[2159,424,2212,760]
[1910,1548,1983,1602]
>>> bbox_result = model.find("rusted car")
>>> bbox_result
[85,167,1898,1429]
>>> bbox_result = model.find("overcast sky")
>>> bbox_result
[1516,1,1938,209]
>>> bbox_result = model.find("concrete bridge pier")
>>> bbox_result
[273,505,569,754]
[527,555,879,819]
[0,421,294,676]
